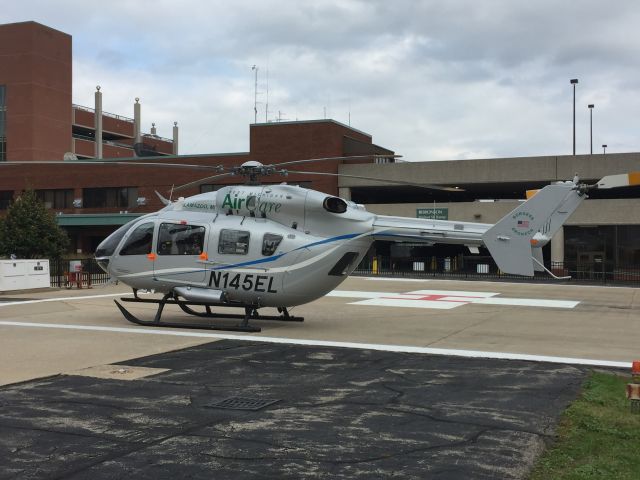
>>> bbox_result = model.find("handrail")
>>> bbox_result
[73,104,134,122]
[142,133,174,143]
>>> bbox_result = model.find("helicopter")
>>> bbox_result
[83,155,637,332]
[2,154,634,331]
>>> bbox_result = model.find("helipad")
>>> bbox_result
[0,277,638,478]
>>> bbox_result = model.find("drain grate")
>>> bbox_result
[206,396,281,411]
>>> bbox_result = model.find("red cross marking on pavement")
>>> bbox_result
[382,293,486,303]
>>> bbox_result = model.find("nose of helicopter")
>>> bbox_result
[94,221,133,274]
[95,256,110,273]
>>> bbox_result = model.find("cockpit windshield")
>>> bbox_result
[95,218,140,258]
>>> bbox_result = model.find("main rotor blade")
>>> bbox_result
[0,160,224,170]
[172,172,236,193]
[279,169,464,192]
[595,172,640,189]
[270,154,402,169]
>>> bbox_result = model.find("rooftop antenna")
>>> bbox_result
[251,65,258,123]
[265,66,269,123]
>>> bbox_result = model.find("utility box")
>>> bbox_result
[0,259,50,291]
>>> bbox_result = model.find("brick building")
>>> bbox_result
[0,22,392,255]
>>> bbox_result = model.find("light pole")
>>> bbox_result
[602,144,607,154]
[588,104,594,154]
[570,79,579,155]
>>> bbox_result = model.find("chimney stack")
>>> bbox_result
[94,86,103,158]
[134,97,141,144]
[172,122,179,155]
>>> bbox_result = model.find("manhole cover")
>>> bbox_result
[206,396,281,411]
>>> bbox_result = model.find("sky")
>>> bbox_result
[4,1,640,161]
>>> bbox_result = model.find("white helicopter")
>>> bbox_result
[83,155,638,332]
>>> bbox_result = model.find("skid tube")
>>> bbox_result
[114,292,303,333]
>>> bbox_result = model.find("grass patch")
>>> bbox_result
[529,371,640,480]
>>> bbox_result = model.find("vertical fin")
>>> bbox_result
[482,183,585,276]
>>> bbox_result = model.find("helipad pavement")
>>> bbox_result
[0,277,637,478]
[1,276,638,385]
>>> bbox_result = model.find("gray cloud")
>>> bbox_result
[3,0,640,161]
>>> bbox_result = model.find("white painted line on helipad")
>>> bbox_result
[0,320,630,369]
[410,289,499,298]
[326,291,390,299]
[349,298,459,309]
[0,292,133,308]
[364,277,433,283]
[475,297,580,308]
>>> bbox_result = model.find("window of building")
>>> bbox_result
[35,189,74,209]
[83,187,138,208]
[218,229,250,255]
[0,190,13,209]
[120,222,154,255]
[0,85,6,161]
[157,223,205,255]
[261,233,283,256]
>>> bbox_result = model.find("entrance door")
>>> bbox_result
[153,221,208,287]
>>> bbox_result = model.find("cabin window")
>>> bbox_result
[120,222,154,256]
[157,223,205,255]
[262,233,283,256]
[218,229,250,255]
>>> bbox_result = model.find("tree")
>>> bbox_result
[0,190,69,259]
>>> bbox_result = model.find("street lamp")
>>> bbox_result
[588,104,594,154]
[570,79,579,155]
[602,144,607,154]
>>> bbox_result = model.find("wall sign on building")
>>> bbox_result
[417,208,448,220]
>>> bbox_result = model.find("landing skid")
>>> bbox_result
[114,293,303,333]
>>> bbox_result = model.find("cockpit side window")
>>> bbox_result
[218,229,250,255]
[157,223,205,255]
[262,233,283,256]
[120,222,154,256]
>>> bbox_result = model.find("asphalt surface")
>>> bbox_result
[0,340,588,480]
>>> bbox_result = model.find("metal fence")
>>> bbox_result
[50,257,111,288]
[353,256,640,286]
[46,256,640,289]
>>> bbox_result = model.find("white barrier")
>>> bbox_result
[0,260,50,291]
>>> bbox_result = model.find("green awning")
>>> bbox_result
[55,213,143,227]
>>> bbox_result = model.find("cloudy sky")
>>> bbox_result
[5,1,640,161]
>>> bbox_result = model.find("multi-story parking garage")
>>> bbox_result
[338,154,640,278]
